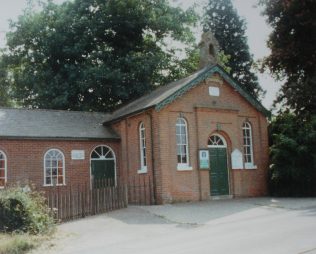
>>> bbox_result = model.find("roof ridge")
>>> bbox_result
[109,74,197,115]
[104,64,270,123]
[108,66,211,119]
[0,107,110,115]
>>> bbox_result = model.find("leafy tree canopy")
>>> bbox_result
[0,58,12,107]
[260,0,316,118]
[203,0,263,99]
[268,113,316,196]
[0,0,198,111]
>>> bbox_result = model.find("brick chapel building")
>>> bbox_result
[0,32,270,204]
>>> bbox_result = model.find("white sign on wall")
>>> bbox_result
[199,149,210,170]
[71,150,85,160]
[231,149,243,169]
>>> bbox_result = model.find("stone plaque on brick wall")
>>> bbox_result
[231,149,243,169]
[71,150,85,160]
[209,86,220,96]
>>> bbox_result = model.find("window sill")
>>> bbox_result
[137,167,148,174]
[43,184,66,187]
[177,164,193,171]
[244,163,257,169]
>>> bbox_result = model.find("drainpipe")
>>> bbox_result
[147,111,157,205]
[194,107,202,201]
[125,119,130,185]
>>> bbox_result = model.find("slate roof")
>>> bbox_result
[0,108,119,140]
[105,64,270,123]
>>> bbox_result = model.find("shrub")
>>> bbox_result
[0,187,55,234]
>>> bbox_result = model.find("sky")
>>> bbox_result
[0,0,281,110]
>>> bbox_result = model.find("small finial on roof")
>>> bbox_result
[198,31,220,69]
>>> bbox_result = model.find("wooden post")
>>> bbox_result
[138,176,141,205]
[149,176,153,205]
[67,186,71,220]
[78,185,81,219]
[125,184,128,207]
[133,176,136,205]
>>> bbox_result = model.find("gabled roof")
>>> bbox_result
[104,64,270,123]
[0,108,119,140]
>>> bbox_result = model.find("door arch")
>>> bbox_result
[208,134,229,196]
[208,134,227,148]
[90,145,116,187]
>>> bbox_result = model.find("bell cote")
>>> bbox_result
[198,31,220,69]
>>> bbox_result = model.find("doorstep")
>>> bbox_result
[210,195,233,200]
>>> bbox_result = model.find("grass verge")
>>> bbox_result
[0,233,44,254]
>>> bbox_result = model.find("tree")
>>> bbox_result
[0,56,12,107]
[260,0,316,118]
[269,113,316,196]
[0,87,11,107]
[260,0,316,196]
[0,0,197,111]
[203,0,263,99]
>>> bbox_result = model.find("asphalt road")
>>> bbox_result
[33,198,316,254]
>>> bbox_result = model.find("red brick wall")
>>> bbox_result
[149,74,269,203]
[112,113,156,204]
[112,114,154,180]
[111,75,268,204]
[0,139,121,191]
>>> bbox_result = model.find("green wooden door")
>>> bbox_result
[91,160,115,186]
[209,148,229,196]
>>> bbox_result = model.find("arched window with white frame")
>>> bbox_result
[242,122,254,167]
[44,149,65,186]
[139,122,147,173]
[0,151,7,188]
[176,117,190,170]
[91,145,116,186]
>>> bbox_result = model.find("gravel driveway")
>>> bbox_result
[33,198,316,254]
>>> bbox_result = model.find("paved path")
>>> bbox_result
[33,198,316,254]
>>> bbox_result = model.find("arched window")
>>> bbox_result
[0,151,7,188]
[139,122,147,173]
[91,145,116,186]
[44,149,65,186]
[242,122,254,166]
[91,145,115,160]
[176,118,189,168]
[208,134,226,147]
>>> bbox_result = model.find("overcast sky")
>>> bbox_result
[0,0,281,109]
